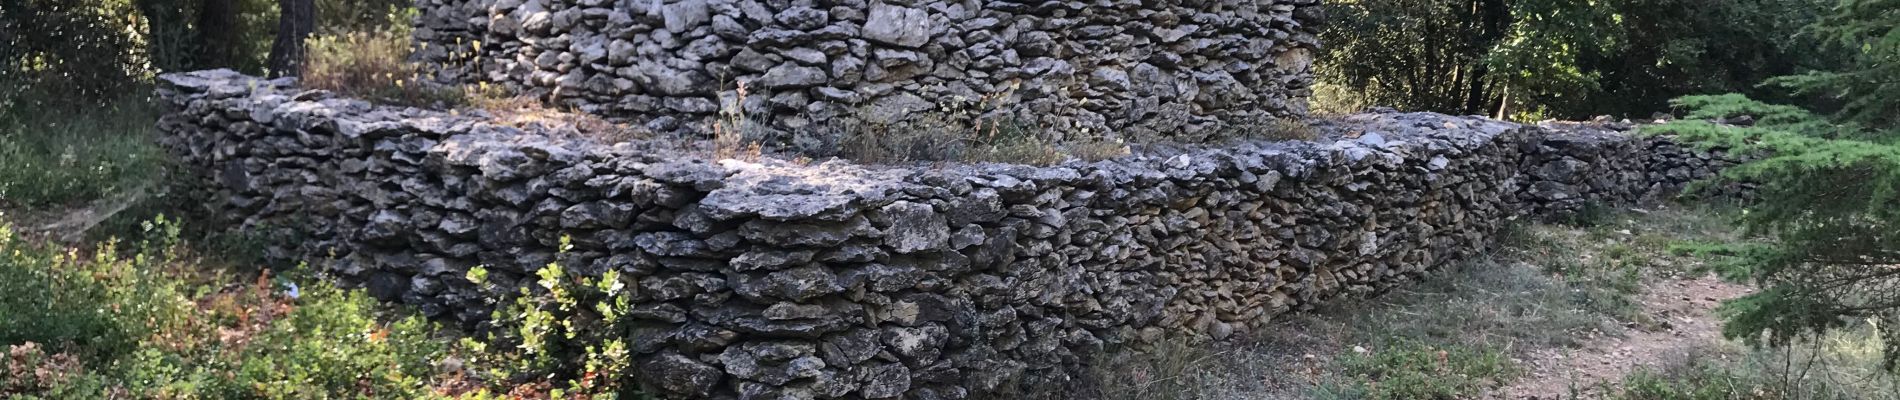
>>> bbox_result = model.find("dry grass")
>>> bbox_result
[467,88,645,143]
[301,29,465,108]
[1603,330,1900,400]
[828,112,1067,165]
[699,82,1100,165]
[1232,118,1322,142]
[818,94,1140,165]
[1310,82,1375,117]
[1065,138,1133,162]
[810,85,1073,165]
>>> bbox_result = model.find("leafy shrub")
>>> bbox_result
[0,218,478,398]
[464,237,643,398]
[318,0,420,36]
[218,282,450,398]
[2,342,113,399]
[0,0,152,103]
[0,221,183,364]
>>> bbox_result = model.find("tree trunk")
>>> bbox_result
[1494,87,1511,120]
[196,0,238,69]
[1464,0,1510,114]
[133,0,192,72]
[267,0,315,77]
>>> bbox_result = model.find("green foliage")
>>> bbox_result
[0,218,470,398]
[213,282,448,398]
[1319,0,1834,119]
[0,225,170,364]
[1318,0,1516,115]
[1583,0,1832,119]
[0,0,153,102]
[4,0,421,110]
[464,237,644,398]
[317,0,416,35]
[1651,91,1900,368]
[1765,0,1900,129]
[1317,0,1629,118]
[1613,365,1758,400]
[1481,0,1625,117]
[1639,12,1900,367]
[0,217,663,399]
[1318,341,1515,400]
[131,0,281,76]
[0,98,165,207]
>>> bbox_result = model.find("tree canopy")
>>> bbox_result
[1318,0,1837,120]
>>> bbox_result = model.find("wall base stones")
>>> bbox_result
[155,70,1734,399]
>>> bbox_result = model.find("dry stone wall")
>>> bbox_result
[411,0,1322,142]
[155,70,1733,400]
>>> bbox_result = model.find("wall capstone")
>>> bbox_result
[156,70,1736,399]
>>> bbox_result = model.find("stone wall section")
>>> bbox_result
[155,70,1734,400]
[411,0,1322,142]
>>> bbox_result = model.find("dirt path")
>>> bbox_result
[1490,275,1752,399]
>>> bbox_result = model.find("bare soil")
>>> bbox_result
[1491,275,1752,399]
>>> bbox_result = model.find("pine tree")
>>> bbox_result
[1765,0,1900,129]
[1651,0,1900,368]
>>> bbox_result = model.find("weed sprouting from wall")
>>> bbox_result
[712,80,765,161]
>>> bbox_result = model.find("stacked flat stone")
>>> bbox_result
[1518,121,1747,220]
[155,70,1731,400]
[411,0,1322,143]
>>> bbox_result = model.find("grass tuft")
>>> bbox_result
[1319,340,1517,400]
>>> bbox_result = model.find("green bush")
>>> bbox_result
[463,237,642,398]
[0,228,154,364]
[0,218,469,398]
[1614,366,1756,400]
[0,99,165,208]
